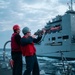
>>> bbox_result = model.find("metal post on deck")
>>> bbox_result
[1,40,11,68]
[3,40,11,61]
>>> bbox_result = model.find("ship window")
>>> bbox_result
[58,42,62,45]
[51,42,62,46]
[55,25,60,27]
[58,36,62,39]
[52,37,56,40]
[48,38,50,41]
[71,35,75,43]
[63,35,69,40]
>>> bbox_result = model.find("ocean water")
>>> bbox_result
[0,49,75,75]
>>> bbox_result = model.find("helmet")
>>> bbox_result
[22,27,31,34]
[13,24,20,30]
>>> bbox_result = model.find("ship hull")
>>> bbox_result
[35,44,75,60]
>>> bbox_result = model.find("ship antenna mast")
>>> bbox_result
[67,0,73,10]
[71,0,73,10]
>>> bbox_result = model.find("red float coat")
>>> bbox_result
[21,36,36,56]
[11,33,21,52]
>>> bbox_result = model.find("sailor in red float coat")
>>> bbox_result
[11,25,22,75]
[21,36,42,56]
[20,27,43,75]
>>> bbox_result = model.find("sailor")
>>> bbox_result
[11,24,22,75]
[20,27,45,75]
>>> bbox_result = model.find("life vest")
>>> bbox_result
[21,36,36,56]
[11,33,20,52]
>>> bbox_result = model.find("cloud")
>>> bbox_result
[0,0,10,8]
[1,0,75,48]
[0,0,69,33]
[0,20,13,31]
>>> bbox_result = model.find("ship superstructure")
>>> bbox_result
[35,0,75,59]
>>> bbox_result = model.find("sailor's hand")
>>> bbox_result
[31,35,37,38]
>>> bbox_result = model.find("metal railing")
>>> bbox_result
[1,40,11,68]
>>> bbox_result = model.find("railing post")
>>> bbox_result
[1,40,11,68]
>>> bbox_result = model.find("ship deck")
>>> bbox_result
[0,56,75,75]
[0,67,12,75]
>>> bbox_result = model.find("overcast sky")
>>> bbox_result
[0,0,75,48]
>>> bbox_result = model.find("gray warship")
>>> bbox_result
[35,0,75,60]
[0,0,75,75]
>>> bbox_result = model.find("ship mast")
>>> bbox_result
[71,0,73,10]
